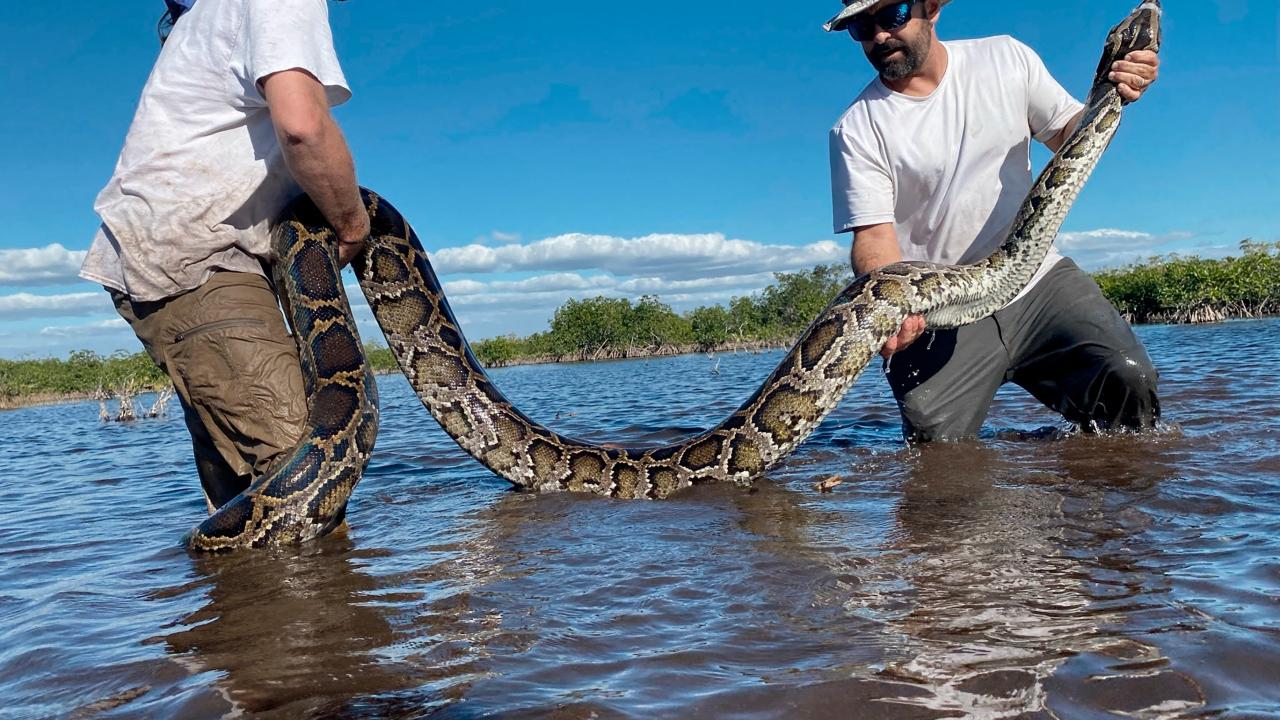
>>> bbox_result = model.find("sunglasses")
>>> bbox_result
[846,0,921,42]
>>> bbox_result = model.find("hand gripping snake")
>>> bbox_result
[185,1,1162,550]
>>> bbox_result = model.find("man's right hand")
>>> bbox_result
[336,228,369,267]
[882,314,925,358]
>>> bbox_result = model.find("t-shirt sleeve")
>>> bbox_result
[829,118,895,234]
[237,0,351,107]
[1012,38,1084,143]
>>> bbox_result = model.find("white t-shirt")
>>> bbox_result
[829,36,1084,302]
[80,0,351,302]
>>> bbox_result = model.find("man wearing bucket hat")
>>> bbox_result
[80,0,367,512]
[826,0,1161,441]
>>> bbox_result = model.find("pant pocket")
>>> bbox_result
[168,319,307,478]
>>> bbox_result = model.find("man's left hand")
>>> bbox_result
[1109,50,1159,102]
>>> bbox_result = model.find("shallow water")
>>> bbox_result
[2,319,1279,718]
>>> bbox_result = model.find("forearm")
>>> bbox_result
[851,224,903,276]
[276,118,367,244]
[1045,109,1085,154]
[849,222,924,355]
[262,69,368,247]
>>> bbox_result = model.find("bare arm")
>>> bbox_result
[261,69,368,266]
[851,222,925,358]
[1044,109,1085,154]
[852,222,903,276]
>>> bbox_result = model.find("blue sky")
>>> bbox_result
[1,0,1277,359]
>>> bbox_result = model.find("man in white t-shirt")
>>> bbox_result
[80,0,368,511]
[826,0,1161,441]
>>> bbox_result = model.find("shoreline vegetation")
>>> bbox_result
[4,241,1276,411]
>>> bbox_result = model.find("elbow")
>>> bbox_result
[276,116,327,148]
[271,99,331,148]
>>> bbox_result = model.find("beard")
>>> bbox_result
[866,28,931,82]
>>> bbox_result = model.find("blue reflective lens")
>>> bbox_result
[847,1,918,42]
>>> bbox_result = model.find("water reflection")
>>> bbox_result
[164,534,425,717]
[870,440,1203,716]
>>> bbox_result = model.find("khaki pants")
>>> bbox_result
[112,272,307,511]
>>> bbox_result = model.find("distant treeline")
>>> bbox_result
[469,264,852,366]
[4,244,1276,406]
[1094,240,1280,324]
[0,350,169,406]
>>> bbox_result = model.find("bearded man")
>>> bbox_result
[826,0,1162,441]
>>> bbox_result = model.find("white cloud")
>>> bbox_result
[0,244,88,286]
[0,232,843,349]
[1057,228,1159,250]
[0,291,112,319]
[433,271,781,310]
[445,272,616,297]
[470,230,524,246]
[614,272,777,294]
[38,318,129,337]
[431,233,845,279]
[0,318,138,359]
[1057,228,1197,270]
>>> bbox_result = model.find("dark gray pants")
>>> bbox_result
[885,258,1159,441]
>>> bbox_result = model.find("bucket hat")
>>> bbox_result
[824,0,951,33]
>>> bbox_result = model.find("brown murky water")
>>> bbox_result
[2,320,1278,718]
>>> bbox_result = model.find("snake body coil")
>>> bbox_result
[185,1,1161,550]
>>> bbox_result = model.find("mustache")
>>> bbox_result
[869,41,908,62]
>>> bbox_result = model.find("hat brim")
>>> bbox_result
[824,0,951,33]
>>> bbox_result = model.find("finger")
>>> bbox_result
[1125,50,1160,67]
[1109,72,1149,94]
[1116,83,1141,102]
[338,243,363,267]
[1111,60,1156,80]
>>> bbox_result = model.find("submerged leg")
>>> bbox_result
[1001,259,1159,432]
[885,317,1010,442]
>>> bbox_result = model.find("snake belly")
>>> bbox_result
[184,0,1160,548]
[362,0,1160,499]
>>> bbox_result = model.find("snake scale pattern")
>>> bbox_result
[185,0,1161,550]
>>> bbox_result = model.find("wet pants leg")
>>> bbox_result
[884,259,1159,441]
[110,271,308,511]
[1001,259,1160,432]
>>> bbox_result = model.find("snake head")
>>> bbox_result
[1093,0,1163,101]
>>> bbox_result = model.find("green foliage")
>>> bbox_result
[627,295,693,348]
[687,305,732,348]
[1095,240,1280,323]
[550,296,632,357]
[545,295,692,359]
[0,349,167,400]
[465,264,853,361]
[364,342,398,373]
[472,334,521,367]
[754,264,853,337]
[0,342,401,402]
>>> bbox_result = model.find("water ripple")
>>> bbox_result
[1,320,1278,716]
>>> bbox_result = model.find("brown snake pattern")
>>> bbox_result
[185,1,1160,550]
